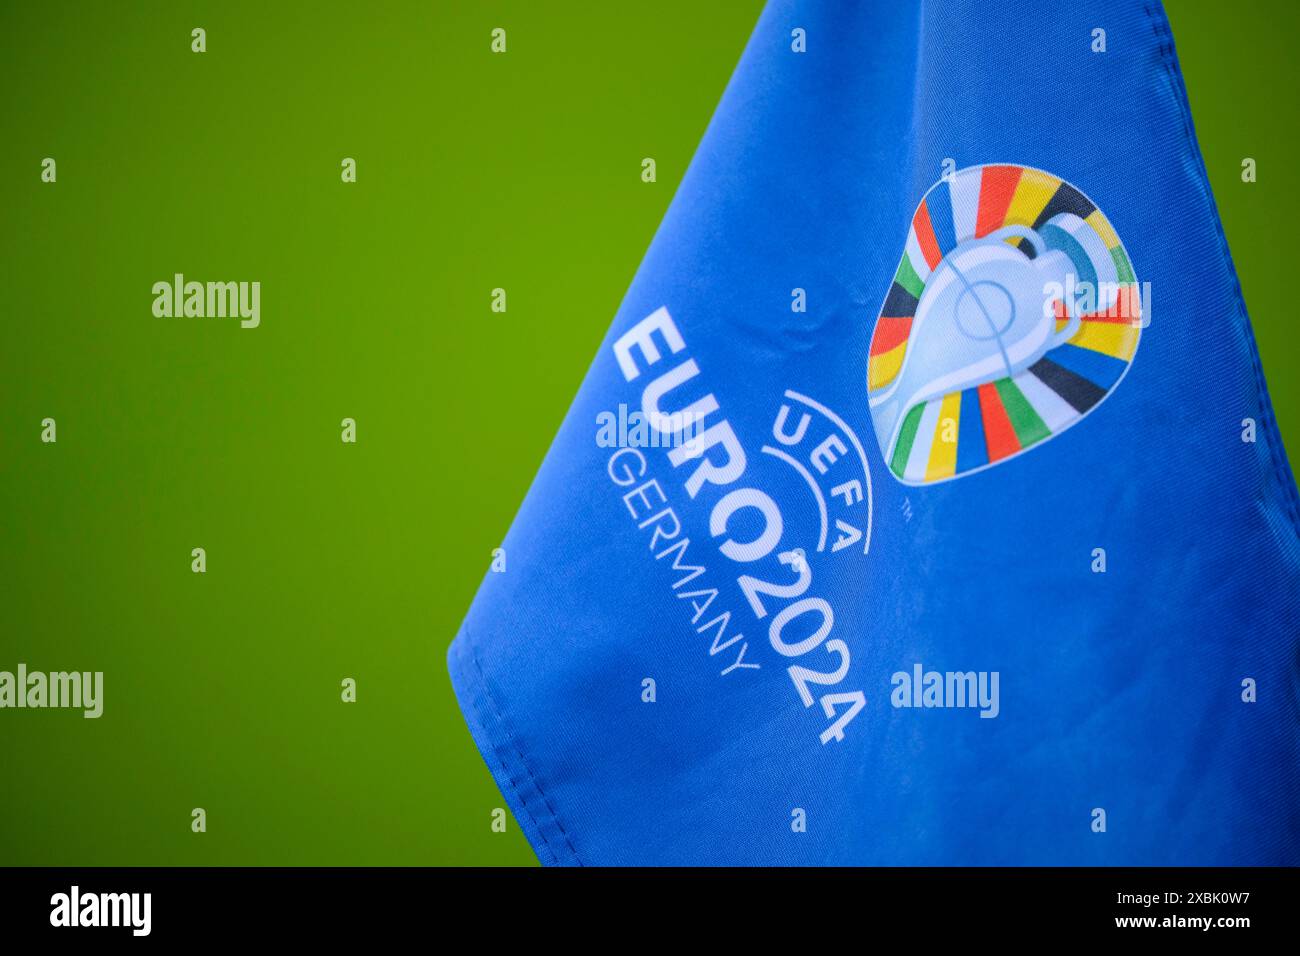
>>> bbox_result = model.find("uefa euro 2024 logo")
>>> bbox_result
[867,164,1144,485]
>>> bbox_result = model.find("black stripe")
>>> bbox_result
[1032,182,1097,230]
[1015,237,1038,259]
[881,282,919,318]
[1028,357,1106,414]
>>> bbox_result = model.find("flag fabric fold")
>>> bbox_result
[447,0,1300,865]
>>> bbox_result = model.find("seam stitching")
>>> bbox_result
[460,630,584,866]
[1144,0,1300,539]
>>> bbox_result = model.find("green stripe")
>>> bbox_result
[1111,245,1135,285]
[890,403,925,475]
[993,378,1051,447]
[894,252,926,299]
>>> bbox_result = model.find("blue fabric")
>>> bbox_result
[447,0,1300,865]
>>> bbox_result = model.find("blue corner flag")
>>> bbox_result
[448,0,1300,865]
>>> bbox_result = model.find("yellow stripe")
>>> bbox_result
[1069,320,1140,361]
[1003,168,1060,230]
[868,342,906,390]
[1086,209,1121,250]
[925,392,962,480]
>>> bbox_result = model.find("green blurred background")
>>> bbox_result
[0,1,1294,865]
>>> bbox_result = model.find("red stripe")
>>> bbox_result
[912,202,943,270]
[975,165,1022,237]
[870,316,913,355]
[1080,285,1142,325]
[978,383,1020,461]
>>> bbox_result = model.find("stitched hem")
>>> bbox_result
[446,628,584,866]
[1149,0,1300,540]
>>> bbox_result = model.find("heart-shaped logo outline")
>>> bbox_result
[867,163,1142,486]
